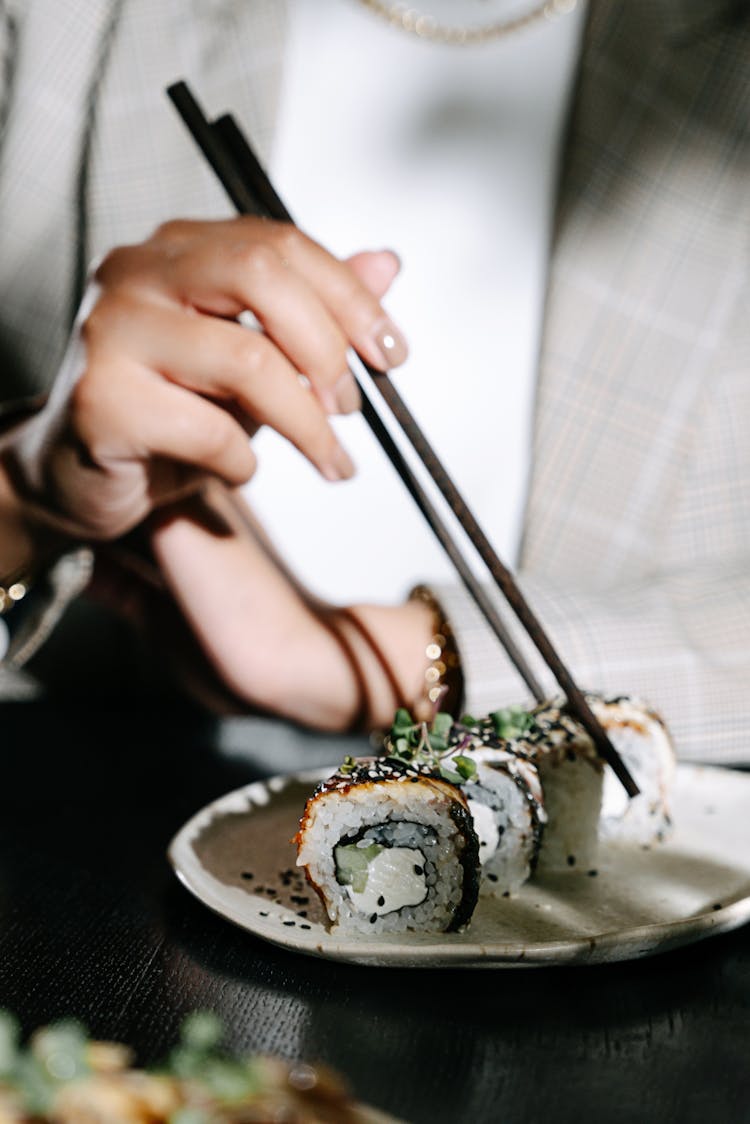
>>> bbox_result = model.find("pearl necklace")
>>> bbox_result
[352,0,578,45]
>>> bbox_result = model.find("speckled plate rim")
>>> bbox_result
[168,764,750,968]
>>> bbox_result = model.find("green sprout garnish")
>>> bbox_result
[0,1011,266,1117]
[386,710,478,786]
[490,705,534,740]
[166,1013,258,1104]
[0,1016,90,1114]
[339,755,357,775]
[451,755,478,781]
[0,1009,20,1078]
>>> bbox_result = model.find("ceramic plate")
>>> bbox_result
[168,764,750,968]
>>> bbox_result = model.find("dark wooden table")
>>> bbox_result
[1,699,749,1124]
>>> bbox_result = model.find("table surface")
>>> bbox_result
[2,699,749,1124]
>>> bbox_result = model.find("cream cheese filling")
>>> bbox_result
[468,799,500,866]
[345,847,427,916]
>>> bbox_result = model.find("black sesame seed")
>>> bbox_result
[587,869,598,877]
[502,891,510,898]
[283,920,296,927]
[377,895,385,907]
[712,903,723,911]
[567,854,576,867]
[370,914,378,924]
[297,911,308,918]
[497,825,505,837]
[291,895,309,906]
[414,864,424,875]
[241,871,254,880]
[300,924,311,930]
[259,911,269,917]
[487,873,499,883]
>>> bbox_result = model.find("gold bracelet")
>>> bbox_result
[409,585,464,721]
[0,569,32,615]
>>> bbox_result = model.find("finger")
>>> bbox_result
[73,357,258,486]
[157,218,409,373]
[345,249,401,300]
[260,224,409,372]
[85,301,356,482]
[173,239,361,416]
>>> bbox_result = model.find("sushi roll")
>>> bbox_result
[295,756,480,934]
[522,700,604,873]
[592,694,676,845]
[382,709,546,896]
[440,718,546,895]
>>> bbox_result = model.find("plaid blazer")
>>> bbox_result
[1,1,748,762]
[435,0,750,762]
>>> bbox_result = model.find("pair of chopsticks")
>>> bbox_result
[166,81,638,798]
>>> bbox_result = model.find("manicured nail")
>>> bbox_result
[372,317,408,369]
[318,373,360,415]
[322,444,356,482]
[333,371,361,414]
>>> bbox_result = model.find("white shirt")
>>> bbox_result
[249,0,586,603]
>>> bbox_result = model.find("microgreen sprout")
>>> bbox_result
[386,710,477,785]
[490,705,535,740]
[166,1013,259,1103]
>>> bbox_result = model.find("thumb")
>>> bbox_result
[345,249,401,299]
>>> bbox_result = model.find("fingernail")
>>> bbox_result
[318,372,360,416]
[372,317,409,369]
[322,444,356,482]
[333,371,361,414]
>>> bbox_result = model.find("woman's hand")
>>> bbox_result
[9,217,406,544]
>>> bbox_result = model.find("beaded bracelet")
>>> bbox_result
[409,584,464,721]
[0,569,32,615]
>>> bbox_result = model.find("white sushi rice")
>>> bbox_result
[595,696,676,844]
[534,752,603,872]
[297,778,472,934]
[524,703,604,873]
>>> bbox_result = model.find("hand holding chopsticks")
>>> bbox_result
[167,80,638,797]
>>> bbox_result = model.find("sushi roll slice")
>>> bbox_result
[522,700,604,873]
[295,757,480,934]
[441,718,546,895]
[593,694,676,845]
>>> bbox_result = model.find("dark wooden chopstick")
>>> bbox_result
[166,81,639,797]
